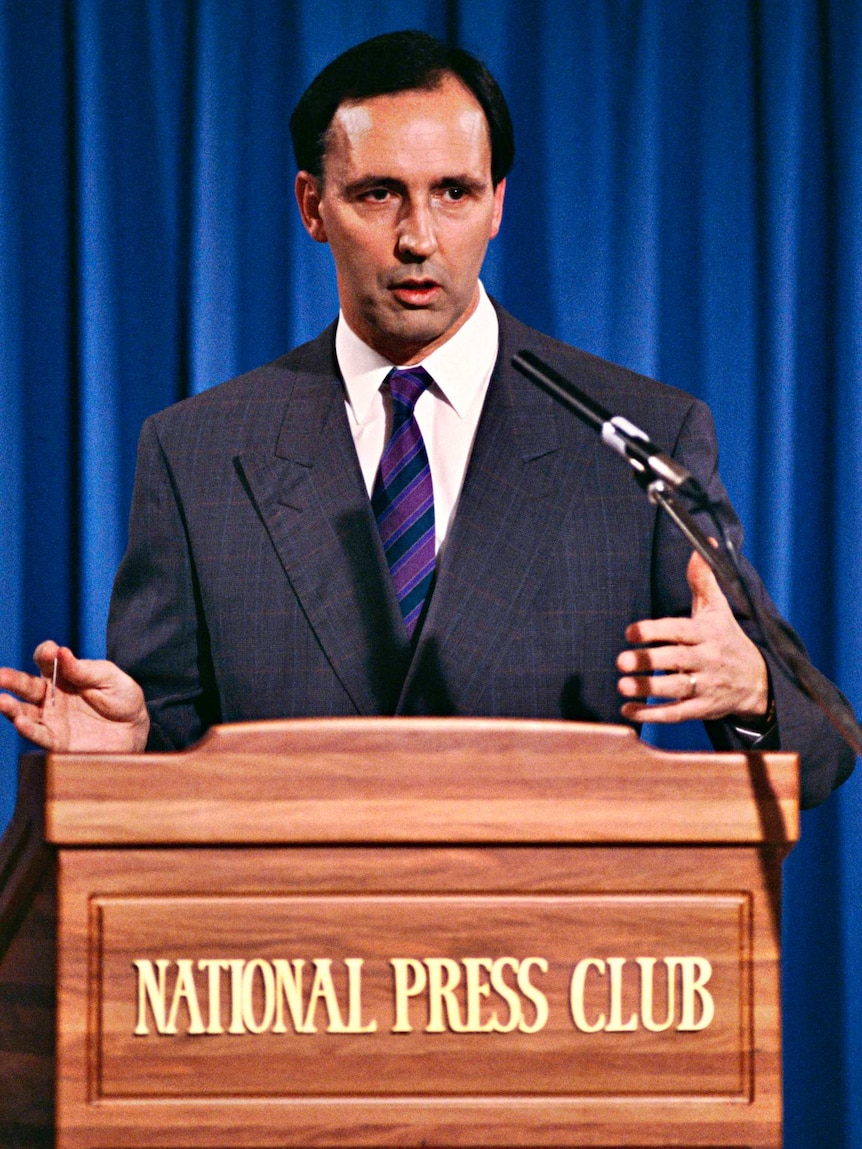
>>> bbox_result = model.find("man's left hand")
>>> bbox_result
[616,549,769,724]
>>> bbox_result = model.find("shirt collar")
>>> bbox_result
[336,282,499,425]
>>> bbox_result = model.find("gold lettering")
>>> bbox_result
[489,957,522,1033]
[165,959,205,1035]
[133,959,170,1036]
[197,959,229,1034]
[425,957,468,1033]
[131,951,717,1040]
[344,958,377,1033]
[605,956,638,1031]
[570,958,606,1033]
[672,957,715,1031]
[390,958,427,1033]
[516,957,549,1033]
[462,958,495,1033]
[228,959,246,1034]
[241,958,276,1034]
[637,957,674,1033]
[304,959,348,1034]
[272,959,308,1034]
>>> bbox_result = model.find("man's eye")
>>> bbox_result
[362,188,392,202]
[443,186,467,201]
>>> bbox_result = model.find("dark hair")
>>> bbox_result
[289,30,514,187]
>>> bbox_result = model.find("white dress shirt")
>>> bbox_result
[336,283,499,554]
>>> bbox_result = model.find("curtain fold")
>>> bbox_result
[0,3,859,1143]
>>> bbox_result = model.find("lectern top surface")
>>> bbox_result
[38,718,799,848]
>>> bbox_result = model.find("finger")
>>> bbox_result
[0,693,56,747]
[32,640,62,675]
[37,646,106,692]
[687,549,728,615]
[617,645,697,675]
[624,617,700,646]
[0,667,48,705]
[10,713,58,750]
[55,650,106,689]
[0,693,27,722]
[620,698,706,724]
[618,672,699,702]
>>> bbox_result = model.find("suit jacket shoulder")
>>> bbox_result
[494,304,707,447]
[146,321,340,451]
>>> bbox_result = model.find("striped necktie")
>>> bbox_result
[371,366,436,638]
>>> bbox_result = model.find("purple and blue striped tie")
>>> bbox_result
[372,366,436,638]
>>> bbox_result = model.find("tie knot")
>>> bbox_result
[387,365,433,412]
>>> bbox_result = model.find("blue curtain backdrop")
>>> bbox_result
[0,1,860,1142]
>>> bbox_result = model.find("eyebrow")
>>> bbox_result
[345,174,489,195]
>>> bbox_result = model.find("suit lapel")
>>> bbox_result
[237,334,410,715]
[235,309,603,717]
[399,310,598,713]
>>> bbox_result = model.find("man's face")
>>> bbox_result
[295,76,506,365]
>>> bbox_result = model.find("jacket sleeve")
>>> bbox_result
[650,397,856,809]
[107,416,221,750]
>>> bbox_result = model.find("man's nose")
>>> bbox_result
[396,201,438,261]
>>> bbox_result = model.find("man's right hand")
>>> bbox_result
[0,641,150,752]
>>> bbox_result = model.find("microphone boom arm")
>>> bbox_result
[512,348,862,758]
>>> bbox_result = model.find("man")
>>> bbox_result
[0,31,853,806]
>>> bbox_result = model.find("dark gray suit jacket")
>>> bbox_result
[107,306,854,807]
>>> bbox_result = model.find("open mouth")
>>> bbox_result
[390,280,441,307]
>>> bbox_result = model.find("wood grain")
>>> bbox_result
[44,718,799,847]
[0,755,56,1148]
[56,843,784,1147]
[96,892,750,1098]
[0,719,796,1147]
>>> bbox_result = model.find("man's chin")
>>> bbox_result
[370,310,459,361]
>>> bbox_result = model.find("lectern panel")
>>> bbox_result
[55,844,780,1147]
[96,892,750,1100]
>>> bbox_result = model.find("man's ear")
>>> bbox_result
[489,177,506,240]
[295,171,328,243]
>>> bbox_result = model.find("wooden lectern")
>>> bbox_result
[0,719,798,1148]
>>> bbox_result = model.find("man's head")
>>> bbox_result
[291,32,513,365]
[289,30,514,189]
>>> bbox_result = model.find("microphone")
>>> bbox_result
[512,349,710,507]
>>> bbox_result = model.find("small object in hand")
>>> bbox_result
[51,657,58,704]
